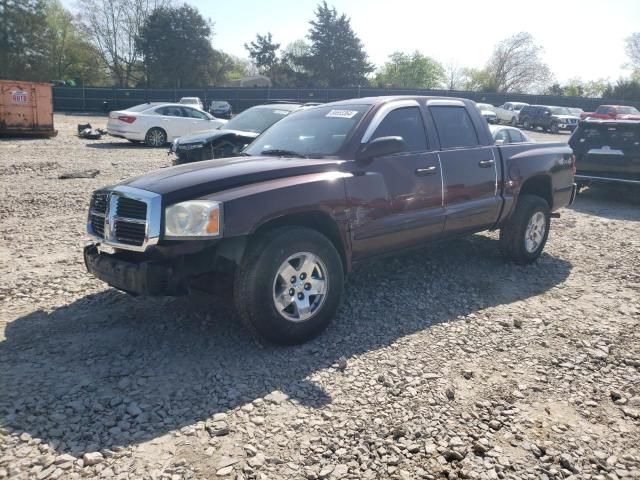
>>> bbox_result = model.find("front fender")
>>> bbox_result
[203,171,352,239]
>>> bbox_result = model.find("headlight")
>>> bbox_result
[164,200,222,238]
[178,142,204,151]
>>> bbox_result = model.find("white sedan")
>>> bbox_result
[489,125,535,144]
[107,103,227,147]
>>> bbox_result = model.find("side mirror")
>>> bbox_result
[356,136,406,162]
[495,139,505,146]
[544,111,551,116]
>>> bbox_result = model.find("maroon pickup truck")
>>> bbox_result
[84,96,576,344]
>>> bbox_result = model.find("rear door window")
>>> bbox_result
[157,106,182,117]
[371,107,428,152]
[181,107,208,120]
[508,129,524,143]
[429,106,479,149]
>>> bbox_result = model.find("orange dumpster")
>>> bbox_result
[0,80,57,137]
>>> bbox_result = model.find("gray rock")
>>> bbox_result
[82,452,104,466]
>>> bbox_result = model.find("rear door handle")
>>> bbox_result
[415,166,437,176]
[479,159,495,168]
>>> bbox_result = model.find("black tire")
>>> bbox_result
[510,117,518,127]
[233,227,344,345]
[499,195,551,265]
[550,122,559,134]
[144,127,167,147]
[523,118,531,130]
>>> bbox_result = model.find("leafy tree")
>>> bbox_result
[299,1,374,87]
[603,79,640,101]
[0,0,50,80]
[245,32,280,71]
[78,0,170,87]
[44,0,109,84]
[136,4,215,88]
[206,51,250,86]
[443,60,465,90]
[374,51,444,89]
[625,33,640,71]
[282,39,310,74]
[462,68,496,92]
[485,32,552,93]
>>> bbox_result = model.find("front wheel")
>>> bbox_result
[145,127,167,147]
[510,117,518,127]
[234,227,344,345]
[550,122,559,134]
[523,119,531,130]
[499,195,551,265]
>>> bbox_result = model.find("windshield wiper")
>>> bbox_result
[261,149,308,158]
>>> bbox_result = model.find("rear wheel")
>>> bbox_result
[523,118,531,130]
[145,127,167,147]
[510,117,518,127]
[499,195,551,265]
[234,227,344,345]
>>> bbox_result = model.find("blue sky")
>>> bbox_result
[66,0,640,83]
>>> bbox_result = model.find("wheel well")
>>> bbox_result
[520,175,552,208]
[253,212,348,272]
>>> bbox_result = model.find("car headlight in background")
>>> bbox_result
[178,142,204,151]
[164,200,222,238]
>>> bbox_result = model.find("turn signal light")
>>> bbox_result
[206,208,220,235]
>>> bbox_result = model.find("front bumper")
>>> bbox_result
[84,244,188,296]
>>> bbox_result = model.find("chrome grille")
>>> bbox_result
[114,220,146,246]
[87,186,161,252]
[116,197,147,220]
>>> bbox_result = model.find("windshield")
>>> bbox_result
[181,98,198,104]
[618,106,640,115]
[550,107,571,115]
[244,104,370,158]
[224,106,296,133]
[211,101,229,109]
[513,103,526,111]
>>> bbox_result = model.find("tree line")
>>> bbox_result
[2,0,640,100]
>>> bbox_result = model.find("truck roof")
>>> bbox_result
[312,95,475,108]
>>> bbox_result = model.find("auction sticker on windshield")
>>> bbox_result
[326,109,358,119]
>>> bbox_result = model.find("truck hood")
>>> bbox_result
[553,115,579,121]
[176,129,259,146]
[120,156,346,202]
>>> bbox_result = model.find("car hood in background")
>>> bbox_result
[119,156,345,203]
[553,115,579,121]
[175,129,259,147]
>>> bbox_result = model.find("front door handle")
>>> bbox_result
[479,159,495,168]
[415,166,437,176]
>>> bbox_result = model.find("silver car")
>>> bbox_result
[495,102,529,126]
[489,125,534,144]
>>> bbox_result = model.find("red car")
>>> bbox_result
[580,105,640,120]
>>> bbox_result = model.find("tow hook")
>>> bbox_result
[550,213,561,219]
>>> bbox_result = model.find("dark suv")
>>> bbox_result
[519,105,580,133]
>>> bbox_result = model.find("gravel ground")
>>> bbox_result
[0,114,639,480]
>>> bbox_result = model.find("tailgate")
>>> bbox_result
[570,122,640,181]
